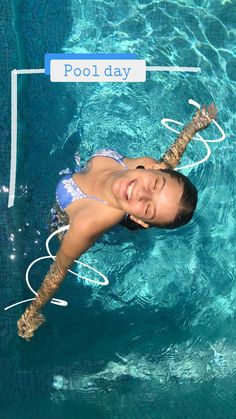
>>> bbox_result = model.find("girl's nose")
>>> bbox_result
[137,187,152,201]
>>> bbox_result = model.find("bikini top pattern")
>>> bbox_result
[55,149,129,211]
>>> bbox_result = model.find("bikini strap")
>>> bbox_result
[90,149,129,169]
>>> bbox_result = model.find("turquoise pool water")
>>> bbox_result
[1,0,236,418]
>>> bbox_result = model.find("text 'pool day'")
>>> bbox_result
[63,64,132,80]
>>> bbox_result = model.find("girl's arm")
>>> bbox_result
[17,204,123,341]
[17,219,97,341]
[159,103,217,169]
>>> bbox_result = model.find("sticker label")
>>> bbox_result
[50,59,146,82]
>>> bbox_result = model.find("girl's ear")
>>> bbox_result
[130,215,149,229]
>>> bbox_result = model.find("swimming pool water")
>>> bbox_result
[1,0,236,418]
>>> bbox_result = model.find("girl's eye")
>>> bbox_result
[145,203,155,219]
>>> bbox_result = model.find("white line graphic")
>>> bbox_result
[146,66,200,72]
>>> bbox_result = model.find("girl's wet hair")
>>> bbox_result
[120,168,198,231]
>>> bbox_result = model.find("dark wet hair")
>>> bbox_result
[120,168,198,231]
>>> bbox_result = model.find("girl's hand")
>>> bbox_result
[192,103,218,131]
[17,308,46,341]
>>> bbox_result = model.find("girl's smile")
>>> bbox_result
[111,169,184,225]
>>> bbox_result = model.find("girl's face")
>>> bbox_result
[111,169,184,225]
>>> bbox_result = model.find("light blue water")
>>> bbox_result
[1,0,236,418]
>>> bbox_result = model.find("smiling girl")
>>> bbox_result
[17,104,217,340]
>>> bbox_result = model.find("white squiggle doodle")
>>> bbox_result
[4,99,226,312]
[161,99,226,171]
[4,225,109,312]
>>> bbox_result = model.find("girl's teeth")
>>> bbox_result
[127,181,135,200]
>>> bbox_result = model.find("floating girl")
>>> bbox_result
[17,104,217,341]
